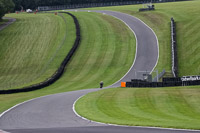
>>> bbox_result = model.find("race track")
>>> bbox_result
[1,11,197,133]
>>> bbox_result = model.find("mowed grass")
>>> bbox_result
[0,12,135,112]
[87,0,200,76]
[75,86,200,129]
[0,13,76,90]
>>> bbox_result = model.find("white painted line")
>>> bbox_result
[105,13,139,87]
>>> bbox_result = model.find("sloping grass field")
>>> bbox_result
[0,13,76,90]
[0,12,135,112]
[75,86,200,130]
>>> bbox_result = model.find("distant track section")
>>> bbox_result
[0,12,80,94]
[0,18,16,31]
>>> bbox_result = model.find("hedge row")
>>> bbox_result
[0,12,80,94]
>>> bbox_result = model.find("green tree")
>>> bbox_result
[0,0,6,20]
[12,0,22,11]
[0,0,14,20]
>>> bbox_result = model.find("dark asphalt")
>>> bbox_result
[0,11,194,133]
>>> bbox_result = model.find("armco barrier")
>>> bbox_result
[0,12,81,94]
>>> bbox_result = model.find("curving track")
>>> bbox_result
[0,11,197,133]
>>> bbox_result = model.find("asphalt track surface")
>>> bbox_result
[0,11,198,133]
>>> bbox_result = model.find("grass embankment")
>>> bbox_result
[0,13,75,90]
[76,86,200,129]
[88,0,200,76]
[0,12,135,112]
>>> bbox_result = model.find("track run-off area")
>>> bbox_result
[0,10,198,133]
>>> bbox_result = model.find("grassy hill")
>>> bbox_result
[0,13,76,90]
[0,12,135,112]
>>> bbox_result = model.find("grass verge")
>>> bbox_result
[75,86,200,130]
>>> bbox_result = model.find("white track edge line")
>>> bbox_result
[104,12,139,87]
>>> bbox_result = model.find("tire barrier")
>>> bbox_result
[126,76,200,88]
[171,17,178,77]
[0,12,81,94]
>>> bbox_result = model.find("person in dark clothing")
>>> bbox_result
[100,81,103,89]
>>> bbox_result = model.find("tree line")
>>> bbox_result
[12,0,163,10]
[1,0,185,20]
[0,0,14,20]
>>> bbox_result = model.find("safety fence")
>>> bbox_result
[38,0,176,11]
[0,12,81,94]
[171,17,178,77]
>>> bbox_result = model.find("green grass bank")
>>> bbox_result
[0,13,76,90]
[0,12,135,112]
[75,86,200,129]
